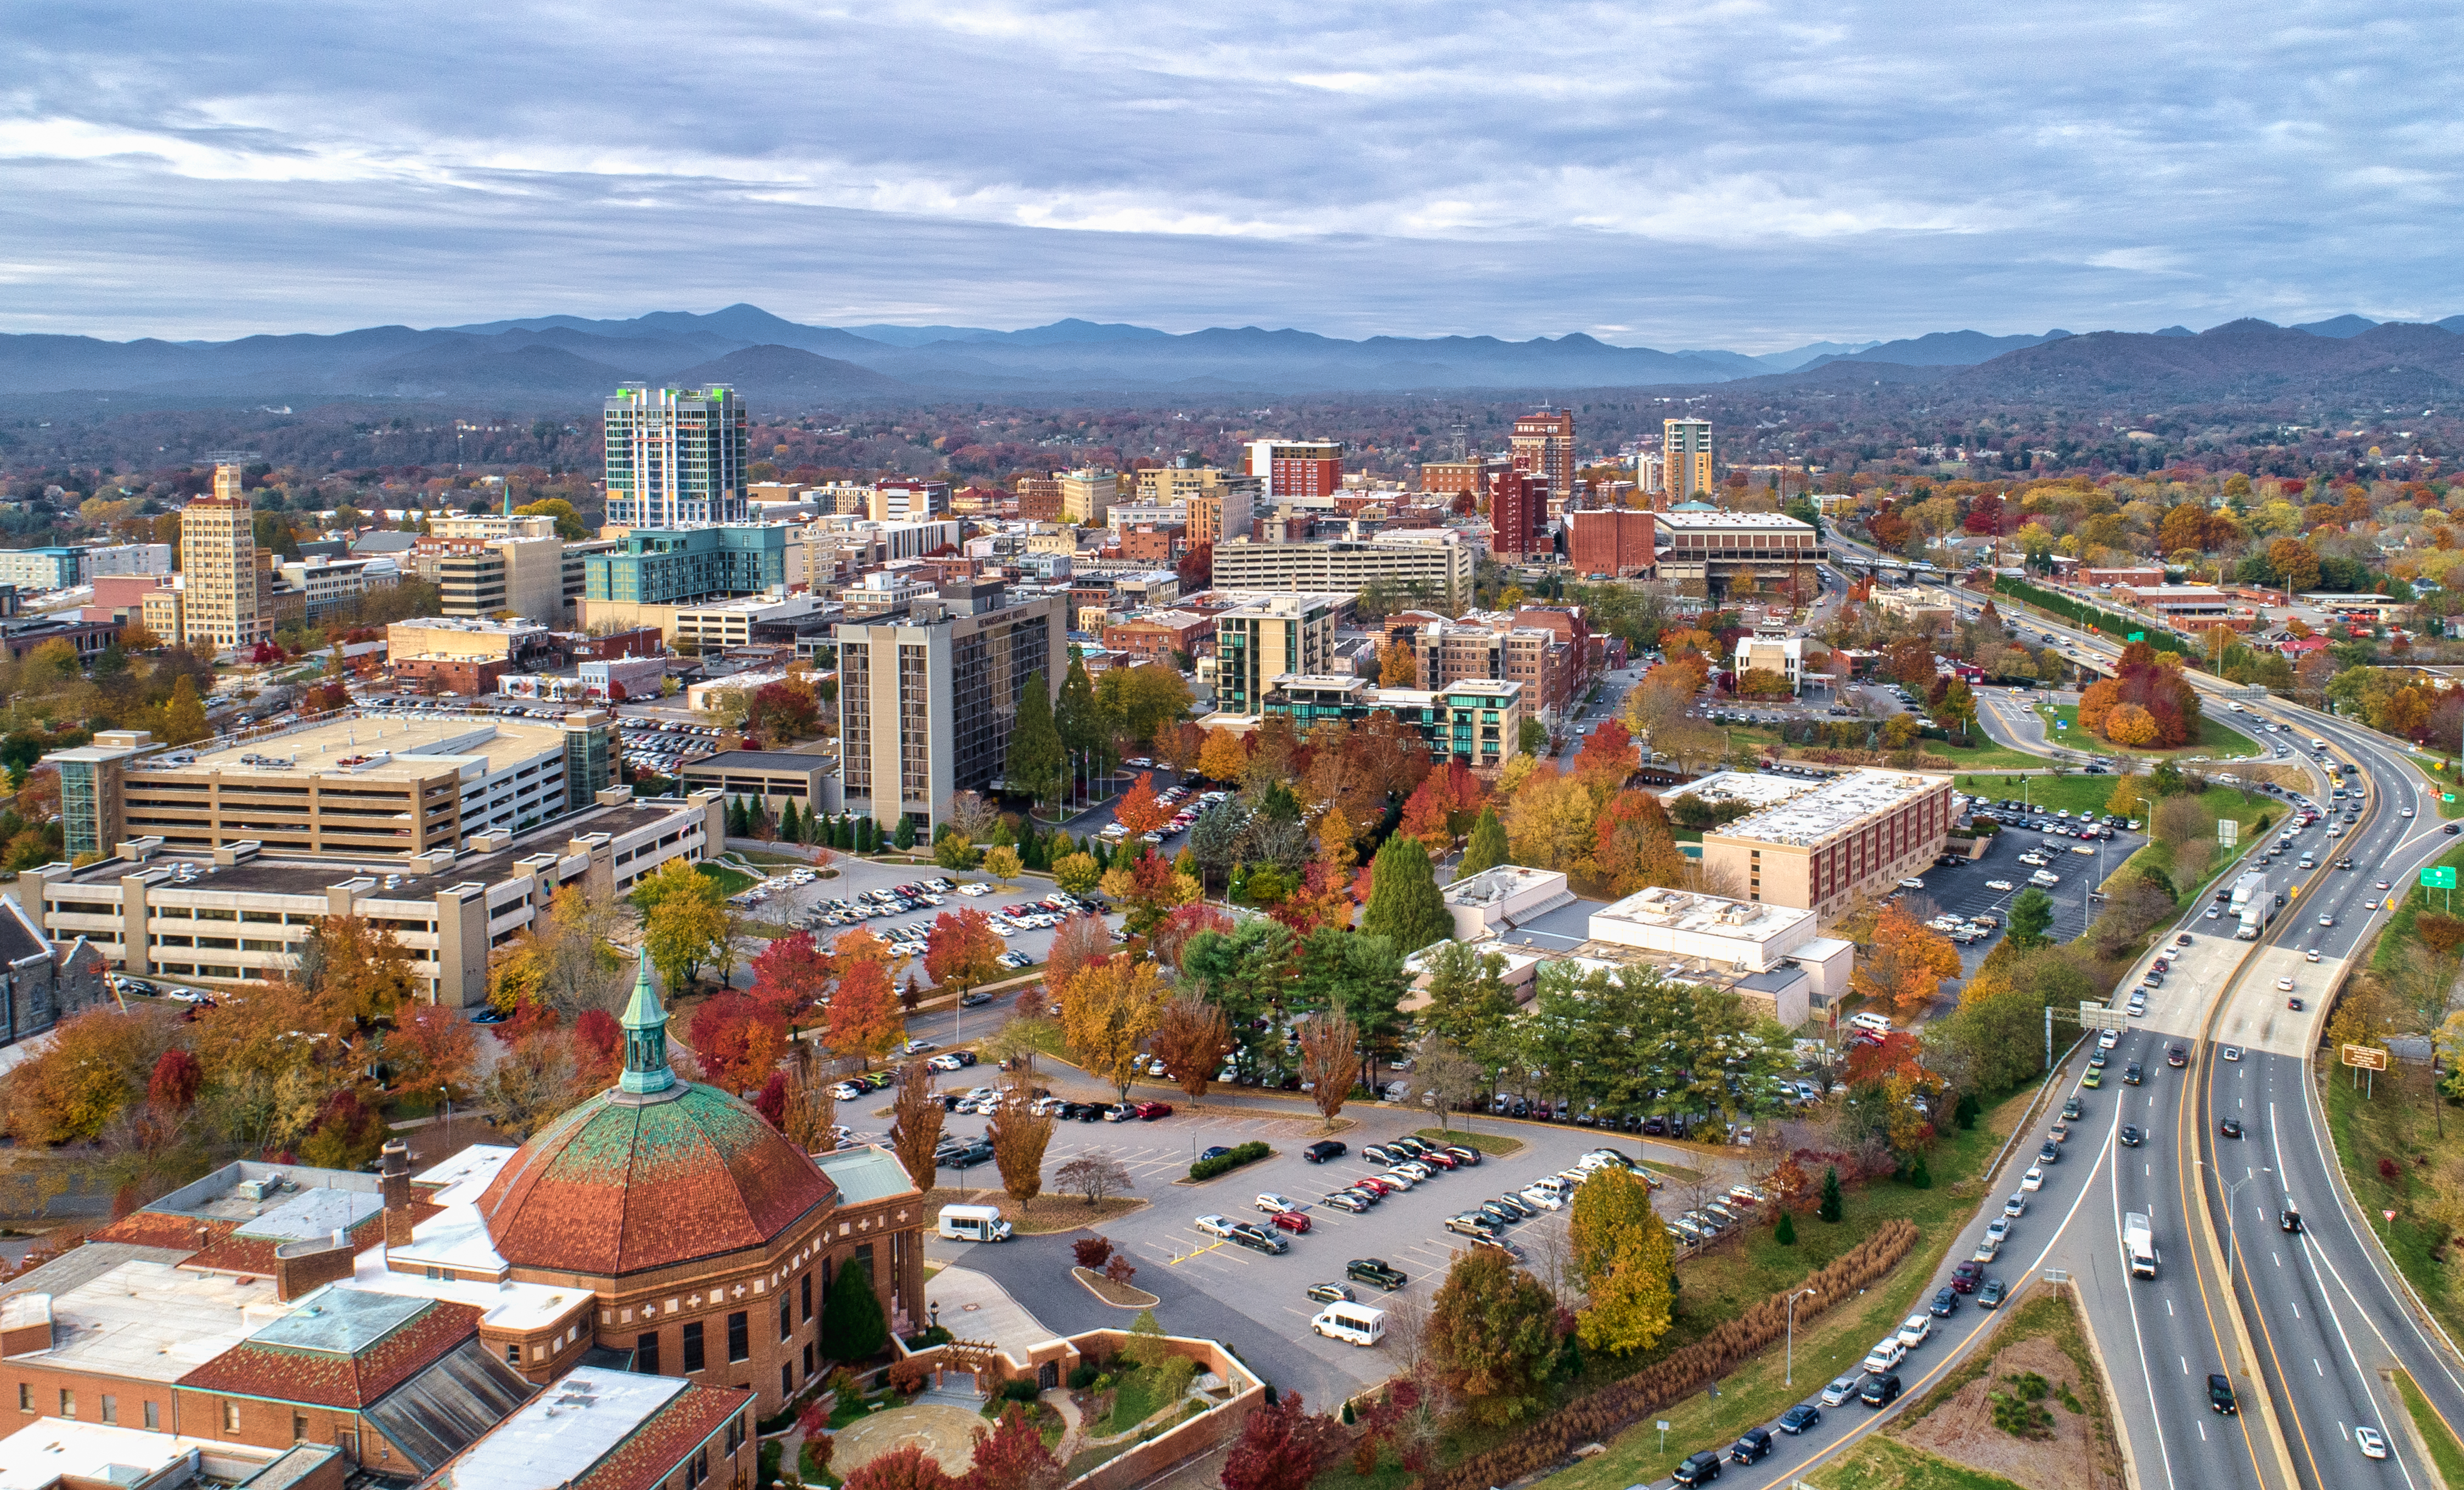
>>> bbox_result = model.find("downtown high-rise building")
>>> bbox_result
[604,385,750,528]
[1664,418,1714,503]
[1511,410,1576,510]
[177,466,271,649]
[1245,439,1344,501]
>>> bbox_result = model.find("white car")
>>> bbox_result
[1194,1215,1237,1239]
[2099,1030,2119,1049]
[1377,1169,1417,1191]
[2357,1425,2389,1459]
[1895,1313,1932,1349]
[1985,1217,2011,1243]
[2222,1045,2243,1062]
[2021,1165,2045,1192]
[2003,1194,2027,1218]
[1517,1185,1564,1211]
[1861,1336,1908,1374]
[2276,977,2295,992]
[1985,879,2014,891]
[1254,1193,1298,1215]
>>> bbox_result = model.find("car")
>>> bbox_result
[2004,1194,2028,1218]
[1896,1312,1933,1350]
[1256,1193,1298,1215]
[1971,1235,2002,1262]
[1778,1402,1822,1435]
[1489,1193,1535,1220]
[1445,1145,1484,1167]
[2086,1049,2108,1070]
[2281,1209,2303,1233]
[1729,1427,1774,1465]
[1360,1143,1404,1165]
[2277,976,2295,992]
[2320,913,2334,927]
[1416,1149,1460,1170]
[2062,1096,2085,1119]
[1928,1286,1961,1317]
[2307,948,2322,963]
[1986,879,2013,891]
[1672,1449,1724,1486]
[2038,1142,2061,1165]
[1269,1210,1312,1234]
[1228,1223,1287,1254]
[2120,1125,2142,1147]
[1347,1258,1408,1290]
[2222,1045,2242,1062]
[1860,1373,1903,1408]
[1303,1139,1347,1164]
[2021,1166,2044,1192]
[1978,1277,2008,1310]
[2221,1118,2244,1138]
[1819,1374,1864,1408]
[2081,1067,2103,1088]
[1445,1214,1501,1240]
[1384,1165,1427,1187]
[1518,1185,1564,1211]
[1195,1214,1237,1239]
[1320,1191,1370,1214]
[1986,1216,2012,1244]
[2357,1425,2389,1459]
[1861,1336,1907,1374]
[1353,1176,1397,1197]
[2209,1374,2238,1414]
[942,1142,995,1169]
[1306,1280,1354,1305]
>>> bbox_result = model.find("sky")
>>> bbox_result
[3,0,2460,350]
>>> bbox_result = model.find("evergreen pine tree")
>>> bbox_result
[1819,1166,1844,1222]
[1459,808,1511,876]
[893,814,916,850]
[858,816,876,853]
[1093,837,1112,873]
[820,1257,889,1361]
[1362,834,1454,956]
[1006,668,1066,810]
[1908,1155,1932,1189]
[1774,1210,1797,1246]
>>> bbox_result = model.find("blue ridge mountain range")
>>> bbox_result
[4,304,2464,408]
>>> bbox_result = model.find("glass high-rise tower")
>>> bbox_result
[604,385,749,528]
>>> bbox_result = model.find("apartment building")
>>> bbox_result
[1669,768,1955,924]
[0,548,81,590]
[1736,635,1810,692]
[1511,410,1576,510]
[1058,468,1122,524]
[29,787,715,1003]
[1260,676,1523,771]
[603,383,749,529]
[1418,455,1509,500]
[173,468,272,650]
[835,580,1067,836]
[1664,417,1714,502]
[1214,594,1340,715]
[275,556,398,621]
[1132,466,1258,548]
[1245,439,1344,501]
[1015,473,1064,521]
[1210,532,1475,613]
[1488,470,1548,558]
[1104,609,1210,664]
[1399,614,1572,723]
[871,478,950,522]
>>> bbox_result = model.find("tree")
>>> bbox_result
[1458,807,1510,876]
[983,845,1022,885]
[1360,834,1453,957]
[1426,1246,1560,1425]
[987,1090,1055,1204]
[2006,888,2055,947]
[1050,851,1101,896]
[1197,727,1248,784]
[749,930,833,1021]
[822,1255,894,1364]
[1147,995,1230,1104]
[925,910,1006,1002]
[1566,1167,1674,1354]
[781,1064,839,1154]
[888,1058,944,1192]
[1417,941,1515,1056]
[1045,912,1115,996]
[1115,772,1171,840]
[475,1030,586,1138]
[1851,905,1964,1018]
[1059,956,1163,1100]
[965,1405,1064,1490]
[1,1007,173,1145]
[159,675,209,746]
[1590,789,1689,897]
[1503,770,1599,874]
[829,956,904,1067]
[1296,1010,1358,1127]
[1005,670,1065,809]
[688,993,787,1094]
[1819,1165,1844,1222]
[2268,537,2321,594]
[1054,1152,1134,1205]
[1219,1391,1341,1490]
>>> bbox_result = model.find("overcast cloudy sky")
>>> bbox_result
[3,0,2457,348]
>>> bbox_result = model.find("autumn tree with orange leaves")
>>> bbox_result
[1850,906,1964,1019]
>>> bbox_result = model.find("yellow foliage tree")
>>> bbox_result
[2103,703,2160,747]
[1852,905,1965,1019]
[1197,727,1248,784]
[1502,770,1597,874]
[1059,955,1163,1101]
[1566,1167,1675,1354]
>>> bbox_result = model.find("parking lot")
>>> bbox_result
[920,1099,1751,1409]
[1914,805,2146,989]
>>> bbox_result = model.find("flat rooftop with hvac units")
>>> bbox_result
[1666,767,1955,924]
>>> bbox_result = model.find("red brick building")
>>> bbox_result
[1118,522,1188,563]
[1015,475,1064,521]
[1103,609,1210,663]
[1567,509,1658,577]
[1488,471,1548,558]
[1511,411,1576,513]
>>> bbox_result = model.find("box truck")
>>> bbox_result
[2124,1212,2158,1279]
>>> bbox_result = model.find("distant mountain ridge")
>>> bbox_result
[3,304,2460,407]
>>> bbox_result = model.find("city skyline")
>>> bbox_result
[1,2,2456,346]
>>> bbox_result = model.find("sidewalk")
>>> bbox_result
[926,1263,1061,1354]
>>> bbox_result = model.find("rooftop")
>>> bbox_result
[0,1418,335,1490]
[815,1145,920,1206]
[1,1258,292,1384]
[1589,885,1813,945]
[1668,768,1944,848]
[1656,510,1818,531]
[390,616,552,635]
[683,750,835,772]
[425,1372,690,1489]
[134,715,572,784]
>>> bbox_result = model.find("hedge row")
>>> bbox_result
[1413,1217,1921,1490]
[1993,577,2186,650]
[1189,1142,1271,1181]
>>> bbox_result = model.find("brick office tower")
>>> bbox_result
[179,466,270,650]
[1567,509,1658,577]
[1488,470,1548,558]
[1511,410,1576,511]
[1246,439,1345,501]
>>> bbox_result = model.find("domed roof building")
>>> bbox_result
[386,951,925,1413]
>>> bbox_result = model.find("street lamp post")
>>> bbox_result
[2206,1162,2275,1290]
[1785,1287,1818,1386]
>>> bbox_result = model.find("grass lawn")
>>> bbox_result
[1916,732,2049,774]
[1640,1158,1709,1184]
[2320,1031,2464,1341]
[697,862,762,896]
[1415,1127,1525,1155]
[2395,1367,2464,1488]
[1808,1436,2030,1490]
[1954,772,2124,819]
[1542,1086,2035,1490]
[2033,703,2260,760]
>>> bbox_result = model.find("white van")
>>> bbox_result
[1847,1012,1894,1036]
[1312,1301,1387,1346]
[937,1204,1013,1243]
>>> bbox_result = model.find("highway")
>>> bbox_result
[1833,533,2464,1489]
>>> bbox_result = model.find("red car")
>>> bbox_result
[1353,1176,1397,1196]
[1269,1210,1312,1233]
[1950,1261,1983,1293]
[1417,1149,1460,1170]
[1132,1100,1173,1120]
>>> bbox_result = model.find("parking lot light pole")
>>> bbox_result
[1785,1287,1818,1385]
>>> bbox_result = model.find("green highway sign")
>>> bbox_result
[2128,632,2145,642]
[2423,866,2457,890]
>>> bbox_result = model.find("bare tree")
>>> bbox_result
[1054,1152,1134,1206]
[782,1064,839,1154]
[1412,1034,1488,1135]
[988,1087,1055,1204]
[1298,1010,1359,1129]
[887,1061,943,1193]
[944,791,1002,845]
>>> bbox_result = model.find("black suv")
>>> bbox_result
[1303,1140,1348,1163]
[2123,1063,2144,1086]
[2208,1374,2237,1414]
[1860,1372,1903,1408]
[941,1142,995,1170]
[1672,1449,1724,1486]
[1729,1427,1774,1465]
[1346,1258,1408,1290]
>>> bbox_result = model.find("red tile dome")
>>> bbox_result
[474,1081,837,1277]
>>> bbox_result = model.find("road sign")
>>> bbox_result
[2128,632,2146,642]
[2343,1045,2389,1071]
[2078,1001,2130,1030]
[2218,820,2239,846]
[2424,866,2458,890]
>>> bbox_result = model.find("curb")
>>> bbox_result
[2059,1279,2144,1490]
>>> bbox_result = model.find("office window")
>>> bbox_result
[779,1299,791,1342]
[506,1345,521,1366]
[100,1395,116,1425]
[801,1273,812,1322]
[58,1390,74,1420]
[781,1363,792,1398]
[682,1322,705,1374]
[637,1331,661,1375]
[144,1401,159,1430]
[727,1311,749,1363]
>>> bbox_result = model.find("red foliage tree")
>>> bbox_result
[963,1405,1064,1490]
[688,993,789,1094]
[1045,913,1113,996]
[1148,902,1234,974]
[1220,1392,1341,1490]
[1845,1030,1926,1086]
[571,1008,622,1087]
[1397,761,1488,850]
[1113,772,1171,841]
[1573,719,1636,789]
[753,1071,789,1130]
[1269,861,1354,936]
[750,930,833,1021]
[924,910,1006,1000]
[147,1048,201,1116]
[827,957,903,1067]
[842,1444,959,1490]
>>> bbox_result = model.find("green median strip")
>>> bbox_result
[2395,1368,2464,1489]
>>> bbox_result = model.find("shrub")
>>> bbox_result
[1003,1378,1041,1403]
[1068,1364,1100,1390]
[886,1358,930,1396]
[1189,1141,1271,1181]
[1073,1235,1115,1271]
[2380,1156,2401,1181]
